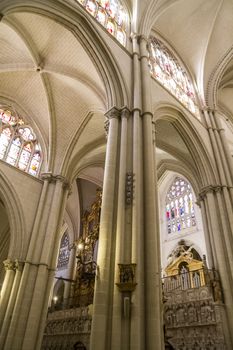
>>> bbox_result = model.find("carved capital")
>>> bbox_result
[41,171,55,182]
[14,260,24,272]
[199,185,222,198]
[55,175,71,192]
[105,106,121,120]
[130,32,140,42]
[41,173,71,190]
[104,107,121,137]
[3,259,15,271]
[121,107,131,119]
[137,34,149,45]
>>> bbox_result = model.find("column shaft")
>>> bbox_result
[139,36,163,350]
[205,192,233,348]
[22,179,68,350]
[0,260,15,329]
[131,34,145,350]
[199,199,215,268]
[111,110,129,350]
[90,110,120,350]
[0,261,23,347]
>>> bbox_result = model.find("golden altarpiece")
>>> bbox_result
[163,240,226,350]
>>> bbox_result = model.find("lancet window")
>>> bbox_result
[166,177,196,234]
[75,0,128,46]
[149,38,199,117]
[57,232,70,269]
[0,106,41,176]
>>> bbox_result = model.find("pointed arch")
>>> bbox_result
[157,159,200,197]
[154,104,219,188]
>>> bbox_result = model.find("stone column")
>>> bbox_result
[131,33,145,350]
[139,35,163,350]
[0,259,15,329]
[3,176,51,350]
[197,197,215,268]
[111,107,131,350]
[214,113,233,184]
[201,188,233,348]
[90,107,121,350]
[203,108,233,233]
[22,176,70,350]
[3,174,69,350]
[0,260,24,347]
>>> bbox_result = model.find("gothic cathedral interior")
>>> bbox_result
[0,1,233,349]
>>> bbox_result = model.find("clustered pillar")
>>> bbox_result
[0,174,70,350]
[90,34,163,350]
[197,108,233,349]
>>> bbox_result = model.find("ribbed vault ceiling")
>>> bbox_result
[0,10,106,173]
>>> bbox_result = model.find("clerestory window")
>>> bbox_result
[149,37,199,118]
[0,106,41,176]
[166,177,196,234]
[75,0,128,46]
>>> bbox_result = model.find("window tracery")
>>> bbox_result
[75,0,128,46]
[57,232,70,269]
[0,107,41,176]
[166,177,196,234]
[149,38,199,117]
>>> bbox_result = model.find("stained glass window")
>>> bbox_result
[57,232,70,269]
[166,177,196,234]
[149,38,199,118]
[75,0,127,46]
[0,106,42,176]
